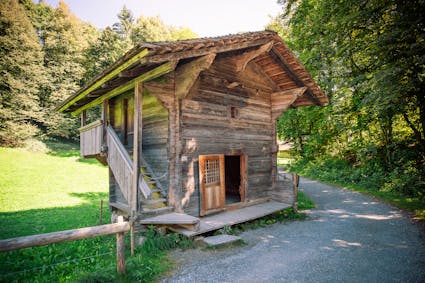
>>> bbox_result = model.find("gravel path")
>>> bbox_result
[162,177,425,283]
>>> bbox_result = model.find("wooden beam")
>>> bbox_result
[132,82,142,213]
[175,54,216,99]
[269,47,321,106]
[271,87,307,119]
[0,222,130,252]
[234,41,273,72]
[58,48,149,112]
[71,61,178,116]
[81,111,87,127]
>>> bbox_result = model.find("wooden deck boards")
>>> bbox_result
[140,212,200,225]
[172,200,291,237]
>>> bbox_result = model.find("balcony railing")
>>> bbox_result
[79,120,103,157]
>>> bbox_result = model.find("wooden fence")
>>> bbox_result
[0,217,130,274]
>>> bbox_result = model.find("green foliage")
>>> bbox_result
[1,2,197,148]
[292,159,425,221]
[0,0,43,146]
[273,0,425,200]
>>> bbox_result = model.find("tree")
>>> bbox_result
[0,0,43,146]
[131,15,197,43]
[274,0,425,197]
[26,0,97,139]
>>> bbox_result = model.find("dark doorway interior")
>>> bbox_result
[225,155,241,204]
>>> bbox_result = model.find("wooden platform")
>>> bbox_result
[172,200,291,237]
[140,212,200,231]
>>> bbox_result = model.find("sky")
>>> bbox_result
[41,0,283,37]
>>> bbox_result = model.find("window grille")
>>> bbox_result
[204,159,220,184]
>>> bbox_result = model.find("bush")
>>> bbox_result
[383,162,425,199]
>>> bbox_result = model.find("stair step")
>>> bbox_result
[141,198,166,205]
[139,206,173,216]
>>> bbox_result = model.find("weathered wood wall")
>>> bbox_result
[141,87,170,191]
[107,82,172,208]
[179,56,277,216]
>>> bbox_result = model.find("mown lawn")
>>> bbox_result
[0,143,180,282]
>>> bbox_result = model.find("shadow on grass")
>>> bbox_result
[0,192,110,239]
[43,139,106,167]
[44,139,80,158]
[0,192,115,282]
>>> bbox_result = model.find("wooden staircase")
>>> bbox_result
[104,125,172,217]
[138,156,172,215]
[81,123,200,231]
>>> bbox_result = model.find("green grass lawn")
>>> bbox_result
[0,142,190,282]
[0,144,314,282]
[0,143,116,282]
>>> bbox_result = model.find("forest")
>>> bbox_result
[272,0,424,200]
[1,0,424,200]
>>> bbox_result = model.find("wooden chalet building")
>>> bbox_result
[58,31,328,235]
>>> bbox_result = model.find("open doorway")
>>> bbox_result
[199,154,245,216]
[225,155,242,205]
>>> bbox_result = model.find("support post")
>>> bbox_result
[292,173,299,212]
[81,110,87,127]
[116,216,126,275]
[130,82,143,256]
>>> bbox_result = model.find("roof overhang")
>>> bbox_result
[57,31,328,116]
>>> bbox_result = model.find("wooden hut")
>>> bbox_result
[58,31,328,235]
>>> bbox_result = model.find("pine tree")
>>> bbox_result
[0,0,43,146]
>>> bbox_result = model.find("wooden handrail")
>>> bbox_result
[106,125,133,203]
[0,222,130,253]
[106,125,133,172]
[79,119,103,132]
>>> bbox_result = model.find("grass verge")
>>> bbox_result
[291,161,425,222]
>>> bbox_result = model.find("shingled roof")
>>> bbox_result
[58,31,328,115]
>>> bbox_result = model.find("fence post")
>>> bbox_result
[292,173,299,212]
[116,216,126,275]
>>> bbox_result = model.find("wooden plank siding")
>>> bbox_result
[179,59,276,216]
[141,86,170,192]
[79,120,103,157]
[107,82,172,207]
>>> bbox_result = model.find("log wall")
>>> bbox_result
[179,58,276,216]
[107,82,172,208]
[141,87,170,191]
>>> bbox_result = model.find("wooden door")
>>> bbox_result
[199,155,225,216]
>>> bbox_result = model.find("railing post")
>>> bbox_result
[116,216,126,275]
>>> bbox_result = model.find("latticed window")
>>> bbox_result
[204,159,220,184]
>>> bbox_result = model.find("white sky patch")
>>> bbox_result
[39,0,282,37]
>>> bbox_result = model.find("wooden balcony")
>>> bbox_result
[79,120,103,158]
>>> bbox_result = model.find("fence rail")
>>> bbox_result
[0,219,130,274]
